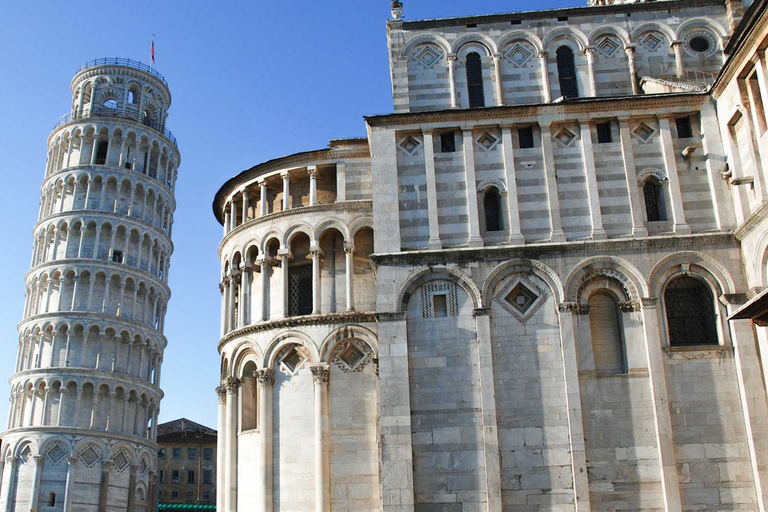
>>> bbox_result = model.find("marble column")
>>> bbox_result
[225,377,240,512]
[617,117,649,237]
[257,369,275,512]
[658,117,691,234]
[311,366,331,512]
[585,47,597,96]
[625,45,640,95]
[30,455,45,512]
[422,130,442,250]
[493,53,504,105]
[3,457,18,512]
[344,242,355,312]
[579,121,607,239]
[216,385,226,512]
[539,122,566,241]
[98,460,112,512]
[281,171,290,211]
[448,54,458,108]
[62,457,77,512]
[311,246,321,315]
[308,167,318,206]
[500,126,525,244]
[539,51,552,102]
[462,129,484,247]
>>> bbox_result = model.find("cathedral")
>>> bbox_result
[213,0,768,510]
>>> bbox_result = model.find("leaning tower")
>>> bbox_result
[0,58,179,512]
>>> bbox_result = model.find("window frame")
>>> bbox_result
[596,121,612,144]
[675,116,693,139]
[518,126,535,149]
[556,45,579,98]
[465,52,486,108]
[440,131,456,153]
[662,275,721,348]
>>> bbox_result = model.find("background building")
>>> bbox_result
[213,0,768,510]
[0,58,180,512]
[157,419,217,507]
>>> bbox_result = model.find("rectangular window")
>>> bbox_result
[172,470,179,483]
[188,448,197,460]
[440,131,456,153]
[433,294,448,317]
[676,116,693,138]
[172,448,181,459]
[171,491,178,499]
[159,491,164,499]
[112,250,123,263]
[596,122,612,143]
[203,492,211,501]
[518,126,534,148]
[159,470,164,483]
[186,491,194,499]
[749,73,767,133]
[188,470,196,484]
[203,448,213,460]
[203,469,212,484]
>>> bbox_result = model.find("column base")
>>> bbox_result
[591,229,608,240]
[427,239,442,250]
[467,237,484,248]
[673,223,692,235]
[508,233,526,245]
[550,230,567,242]
[632,226,649,238]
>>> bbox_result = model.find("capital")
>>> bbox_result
[280,171,290,180]
[33,455,45,466]
[557,302,578,314]
[66,456,79,466]
[256,368,275,385]
[215,385,227,401]
[311,365,330,384]
[538,50,549,59]
[307,166,318,178]
[619,301,641,313]
[344,241,355,254]
[641,297,658,309]
[224,376,241,392]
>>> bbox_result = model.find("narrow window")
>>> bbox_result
[47,492,56,507]
[127,90,135,104]
[171,491,178,499]
[112,250,123,263]
[95,141,108,165]
[484,188,503,232]
[466,52,486,108]
[204,448,213,460]
[288,264,313,316]
[749,73,767,133]
[518,126,534,148]
[596,122,612,143]
[588,292,626,374]
[433,294,448,317]
[203,492,211,501]
[643,180,665,221]
[159,470,164,483]
[441,131,456,153]
[203,469,212,484]
[188,448,197,460]
[188,470,195,484]
[173,448,180,459]
[556,46,579,98]
[676,116,693,138]
[665,276,719,346]
[172,470,180,482]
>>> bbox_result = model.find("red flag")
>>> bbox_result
[151,35,155,65]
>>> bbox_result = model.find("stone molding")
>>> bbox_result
[734,198,768,240]
[373,233,737,266]
[219,200,373,246]
[0,427,160,451]
[310,365,330,384]
[218,311,377,348]
[663,345,734,359]
[365,93,709,127]
[374,312,407,322]
[713,9,768,97]
[51,113,177,152]
[72,65,170,103]
[10,368,162,398]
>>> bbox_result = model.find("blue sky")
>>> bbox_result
[0,0,580,431]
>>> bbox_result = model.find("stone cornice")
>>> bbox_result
[375,312,408,322]
[712,0,768,97]
[26,258,171,297]
[219,200,373,253]
[42,164,176,208]
[734,198,768,240]
[18,311,168,349]
[10,367,163,398]
[33,210,174,253]
[371,233,738,265]
[0,426,159,451]
[364,93,709,128]
[213,145,371,223]
[218,311,377,350]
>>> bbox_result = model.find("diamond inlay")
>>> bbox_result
[504,43,533,67]
[633,122,655,142]
[339,344,365,369]
[596,37,620,57]
[554,127,577,147]
[641,33,664,51]
[20,446,31,464]
[505,283,538,314]
[47,444,66,465]
[139,458,149,475]
[398,136,421,155]
[113,451,129,472]
[414,45,442,69]
[477,132,499,151]
[80,446,100,467]
[282,347,303,373]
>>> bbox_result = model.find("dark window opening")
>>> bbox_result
[112,250,123,263]
[188,448,197,460]
[159,470,164,483]
[665,277,719,346]
[643,180,665,222]
[441,131,456,153]
[466,23,477,28]
[204,448,213,460]
[558,16,569,21]
[188,470,196,484]
[596,122,612,143]
[676,116,693,138]
[689,37,710,53]
[47,493,56,507]
[433,294,448,317]
[484,188,503,232]
[289,264,313,316]
[203,469,213,485]
[510,19,522,25]
[172,470,179,482]
[518,126,534,148]
[95,141,108,165]
[466,52,486,108]
[556,46,579,98]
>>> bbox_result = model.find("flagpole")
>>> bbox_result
[150,34,155,72]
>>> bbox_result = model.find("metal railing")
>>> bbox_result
[649,63,717,88]
[53,107,178,147]
[76,58,168,87]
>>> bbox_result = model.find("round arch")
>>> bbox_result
[397,266,482,312]
[482,258,564,305]
[263,330,320,369]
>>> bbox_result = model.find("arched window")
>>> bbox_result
[95,140,108,165]
[240,361,258,431]
[47,492,56,506]
[588,292,626,374]
[484,188,503,232]
[664,276,719,346]
[643,179,665,221]
[556,46,579,98]
[466,52,486,108]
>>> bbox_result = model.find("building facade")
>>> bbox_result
[212,0,768,510]
[0,59,180,512]
[157,419,217,507]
